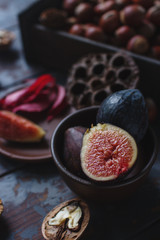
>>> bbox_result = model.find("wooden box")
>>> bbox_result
[18,0,160,104]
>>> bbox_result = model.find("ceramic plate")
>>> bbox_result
[0,106,75,162]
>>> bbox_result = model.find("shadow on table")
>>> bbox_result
[0,216,11,240]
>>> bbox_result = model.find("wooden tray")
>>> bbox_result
[18,0,160,105]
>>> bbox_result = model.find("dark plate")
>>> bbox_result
[0,106,74,162]
[51,106,158,202]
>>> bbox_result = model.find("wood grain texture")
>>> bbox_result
[0,0,160,239]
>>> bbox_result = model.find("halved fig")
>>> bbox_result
[81,123,137,181]
[41,198,90,240]
[0,199,3,215]
[63,126,87,177]
[0,111,45,142]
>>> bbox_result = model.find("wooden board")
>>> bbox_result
[0,0,160,239]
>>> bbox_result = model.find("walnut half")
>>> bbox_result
[0,30,15,50]
[0,199,3,215]
[41,198,90,240]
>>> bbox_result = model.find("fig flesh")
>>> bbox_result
[96,89,148,142]
[81,123,137,181]
[0,110,45,142]
[63,126,86,177]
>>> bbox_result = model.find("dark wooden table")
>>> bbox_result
[0,1,160,239]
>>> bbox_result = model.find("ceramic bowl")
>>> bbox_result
[51,106,158,202]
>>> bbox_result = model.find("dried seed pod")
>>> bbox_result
[0,199,3,215]
[42,198,90,240]
[39,8,67,29]
[0,30,15,50]
[66,52,139,109]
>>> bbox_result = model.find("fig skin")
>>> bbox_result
[0,110,45,142]
[81,123,138,182]
[96,89,148,143]
[63,126,87,177]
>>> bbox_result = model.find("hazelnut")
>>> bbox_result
[69,23,85,36]
[75,3,94,23]
[115,25,135,45]
[84,25,106,42]
[120,4,145,27]
[127,35,149,54]
[137,19,155,39]
[146,5,160,26]
[131,0,154,9]
[63,0,82,14]
[150,45,160,59]
[94,1,116,16]
[99,10,120,34]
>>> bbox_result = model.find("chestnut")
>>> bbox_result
[115,25,135,45]
[131,0,154,9]
[152,34,160,46]
[69,23,85,36]
[84,25,106,42]
[127,35,149,54]
[66,16,78,29]
[137,19,155,39]
[63,0,82,14]
[74,3,94,23]
[94,1,116,16]
[115,0,131,10]
[150,45,160,59]
[145,97,158,122]
[146,5,160,26]
[99,10,120,34]
[120,4,145,27]
[39,8,67,29]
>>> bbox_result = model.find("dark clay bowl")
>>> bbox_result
[51,106,158,202]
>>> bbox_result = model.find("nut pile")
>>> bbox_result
[66,52,139,109]
[39,0,160,59]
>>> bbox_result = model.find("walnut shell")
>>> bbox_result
[0,30,15,50]
[42,198,90,240]
[0,199,3,215]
